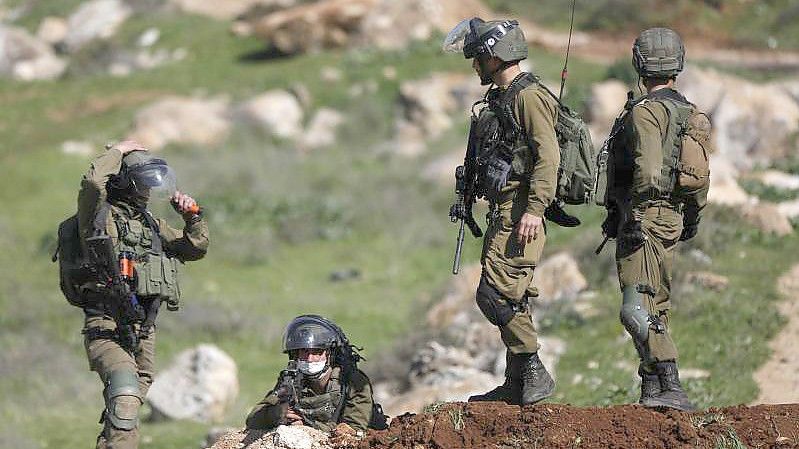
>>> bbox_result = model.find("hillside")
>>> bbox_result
[0,1,798,448]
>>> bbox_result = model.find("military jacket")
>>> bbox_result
[474,75,560,216]
[76,147,209,308]
[245,367,375,433]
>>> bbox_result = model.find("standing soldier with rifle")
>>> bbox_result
[62,140,209,449]
[443,18,561,405]
[596,28,711,411]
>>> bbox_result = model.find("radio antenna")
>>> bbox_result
[559,0,577,100]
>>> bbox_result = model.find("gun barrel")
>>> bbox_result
[452,220,466,275]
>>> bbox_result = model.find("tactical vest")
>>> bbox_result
[595,88,711,206]
[55,201,181,310]
[110,205,181,309]
[295,368,346,428]
[473,72,596,204]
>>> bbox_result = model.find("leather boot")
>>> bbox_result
[468,352,521,404]
[519,352,555,405]
[641,361,696,411]
[638,364,661,404]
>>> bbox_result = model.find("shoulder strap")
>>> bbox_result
[92,202,113,237]
[330,368,349,424]
[138,209,163,254]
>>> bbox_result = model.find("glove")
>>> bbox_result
[600,208,620,238]
[619,220,646,250]
[680,222,698,241]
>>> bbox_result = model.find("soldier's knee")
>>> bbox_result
[620,284,652,343]
[104,370,142,431]
[476,276,516,327]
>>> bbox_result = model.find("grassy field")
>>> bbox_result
[0,3,797,449]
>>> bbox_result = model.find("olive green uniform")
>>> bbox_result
[612,89,708,364]
[77,147,209,449]
[477,80,560,354]
[246,367,376,432]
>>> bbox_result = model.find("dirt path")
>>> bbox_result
[753,264,799,405]
[357,402,799,449]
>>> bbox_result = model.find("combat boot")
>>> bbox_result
[519,352,555,405]
[468,353,522,404]
[638,364,661,404]
[641,361,696,411]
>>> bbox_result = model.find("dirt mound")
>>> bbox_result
[354,402,799,449]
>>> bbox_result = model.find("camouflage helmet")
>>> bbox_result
[443,18,527,63]
[632,27,685,78]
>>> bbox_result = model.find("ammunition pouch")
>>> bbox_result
[134,253,181,310]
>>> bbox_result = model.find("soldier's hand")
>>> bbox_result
[516,213,543,245]
[112,140,148,155]
[171,191,199,217]
[284,408,304,426]
[619,220,646,250]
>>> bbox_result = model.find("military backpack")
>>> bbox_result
[594,88,712,206]
[484,72,597,205]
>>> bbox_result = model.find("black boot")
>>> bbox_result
[519,352,555,405]
[469,353,521,404]
[638,364,661,404]
[641,361,696,411]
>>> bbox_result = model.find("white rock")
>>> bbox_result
[586,80,628,137]
[208,426,329,449]
[147,344,239,423]
[128,96,231,150]
[777,199,799,220]
[707,156,754,206]
[0,24,67,81]
[533,252,588,303]
[61,140,94,156]
[36,16,68,45]
[751,170,799,191]
[299,108,344,150]
[271,426,326,449]
[236,90,304,139]
[137,28,160,48]
[63,0,132,53]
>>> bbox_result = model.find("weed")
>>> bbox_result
[692,412,726,428]
[448,408,465,432]
[715,428,748,449]
[422,401,446,414]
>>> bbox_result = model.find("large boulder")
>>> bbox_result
[298,108,344,150]
[62,0,132,53]
[585,79,628,140]
[739,202,794,236]
[706,157,754,206]
[0,25,67,81]
[235,90,304,139]
[147,344,239,423]
[36,16,69,46]
[170,0,294,21]
[128,96,231,150]
[677,66,799,171]
[532,252,588,303]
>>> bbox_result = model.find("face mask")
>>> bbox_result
[298,359,327,376]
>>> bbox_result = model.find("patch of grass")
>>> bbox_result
[715,428,748,449]
[692,412,726,428]
[739,179,799,203]
[448,408,465,431]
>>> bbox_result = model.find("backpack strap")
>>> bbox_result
[650,95,693,196]
[138,208,164,255]
[92,202,113,237]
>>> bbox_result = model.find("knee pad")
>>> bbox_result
[476,276,516,327]
[620,285,654,362]
[104,370,142,431]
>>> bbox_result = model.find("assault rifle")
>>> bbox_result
[449,117,484,275]
[84,234,145,353]
[275,360,306,423]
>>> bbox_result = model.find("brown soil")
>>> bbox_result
[352,402,799,449]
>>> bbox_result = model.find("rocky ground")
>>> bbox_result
[209,402,799,449]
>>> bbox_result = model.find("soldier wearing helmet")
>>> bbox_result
[601,28,711,411]
[76,140,209,449]
[245,315,386,436]
[442,18,560,405]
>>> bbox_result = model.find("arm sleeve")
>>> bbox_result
[339,370,375,431]
[77,147,123,237]
[156,217,209,262]
[630,103,668,219]
[245,392,284,430]
[516,88,560,216]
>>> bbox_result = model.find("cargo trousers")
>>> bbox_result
[84,314,156,449]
